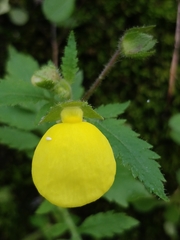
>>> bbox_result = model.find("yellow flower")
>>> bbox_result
[32,106,116,208]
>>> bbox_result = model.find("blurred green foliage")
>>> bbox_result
[0,0,180,239]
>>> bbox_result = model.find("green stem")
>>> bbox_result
[59,207,82,240]
[83,48,120,101]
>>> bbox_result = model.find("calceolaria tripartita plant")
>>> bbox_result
[30,29,168,210]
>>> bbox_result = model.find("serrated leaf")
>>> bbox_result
[36,200,57,214]
[93,119,168,201]
[0,105,36,130]
[78,211,139,238]
[104,161,151,207]
[96,101,130,118]
[0,127,39,151]
[71,71,84,100]
[40,101,103,123]
[6,46,39,81]
[126,25,156,34]
[42,0,75,24]
[0,80,48,106]
[61,31,78,83]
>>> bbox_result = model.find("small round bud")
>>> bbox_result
[53,79,72,100]
[31,62,61,89]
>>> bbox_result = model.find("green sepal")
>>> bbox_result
[40,101,103,123]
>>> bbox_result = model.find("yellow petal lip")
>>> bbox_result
[32,108,116,208]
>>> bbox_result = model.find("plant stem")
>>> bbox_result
[51,24,59,67]
[59,207,82,240]
[168,0,180,99]
[83,48,120,101]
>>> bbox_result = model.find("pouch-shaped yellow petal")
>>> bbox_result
[32,121,116,208]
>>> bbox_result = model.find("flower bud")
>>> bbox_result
[53,79,72,100]
[120,26,157,58]
[31,62,61,89]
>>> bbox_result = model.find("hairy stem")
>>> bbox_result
[59,207,82,240]
[83,49,120,101]
[168,0,180,98]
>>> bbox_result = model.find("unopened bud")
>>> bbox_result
[31,62,61,89]
[54,79,72,100]
[120,26,157,58]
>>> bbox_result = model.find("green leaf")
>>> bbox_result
[169,114,180,132]
[6,46,39,81]
[96,101,130,118]
[71,71,84,100]
[0,127,39,151]
[169,130,180,145]
[42,0,75,24]
[61,31,78,84]
[0,105,37,131]
[34,102,52,125]
[40,101,103,123]
[9,8,29,26]
[126,25,156,34]
[93,119,168,201]
[132,197,162,212]
[164,205,180,224]
[36,200,57,214]
[30,214,49,229]
[104,161,151,207]
[78,211,139,238]
[0,80,48,106]
[44,222,68,238]
[0,0,10,15]
[169,114,180,144]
